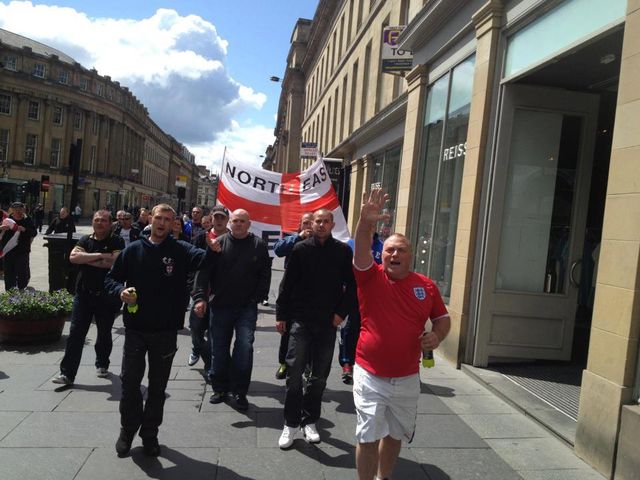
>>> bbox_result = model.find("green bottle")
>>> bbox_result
[127,288,138,314]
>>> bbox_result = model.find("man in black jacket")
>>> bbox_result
[275,209,356,449]
[45,207,76,234]
[192,208,270,411]
[2,202,37,290]
[105,204,218,458]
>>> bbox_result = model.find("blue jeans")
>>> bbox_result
[60,293,119,380]
[120,329,177,439]
[208,304,257,396]
[284,318,336,427]
[338,310,361,366]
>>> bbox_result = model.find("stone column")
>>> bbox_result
[436,0,504,365]
[575,1,640,477]
[394,63,428,236]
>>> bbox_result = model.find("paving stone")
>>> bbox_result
[487,437,591,471]
[0,390,71,411]
[217,446,324,480]
[410,447,523,480]
[0,447,91,480]
[0,412,119,447]
[412,414,488,448]
[54,390,121,412]
[158,411,256,447]
[74,446,220,480]
[441,393,517,415]
[417,391,454,414]
[518,468,605,479]
[424,377,492,396]
[459,413,551,439]
[0,411,29,439]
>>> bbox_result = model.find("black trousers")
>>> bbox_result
[284,319,336,427]
[3,251,30,290]
[60,293,118,380]
[119,329,177,439]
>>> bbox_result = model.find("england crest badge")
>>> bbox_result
[413,287,426,300]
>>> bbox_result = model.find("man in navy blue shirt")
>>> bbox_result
[105,204,218,458]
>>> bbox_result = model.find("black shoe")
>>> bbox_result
[115,429,134,457]
[209,391,228,404]
[142,437,161,457]
[233,393,249,411]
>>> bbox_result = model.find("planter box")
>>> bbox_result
[0,315,68,344]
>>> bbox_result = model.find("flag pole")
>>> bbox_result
[216,146,227,206]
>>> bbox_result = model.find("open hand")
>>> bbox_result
[360,189,390,226]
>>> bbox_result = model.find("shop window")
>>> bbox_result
[368,144,401,241]
[413,55,475,300]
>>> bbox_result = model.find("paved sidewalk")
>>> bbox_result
[0,228,605,479]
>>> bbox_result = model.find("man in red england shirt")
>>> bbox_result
[352,189,451,480]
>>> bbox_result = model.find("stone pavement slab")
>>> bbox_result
[0,447,92,480]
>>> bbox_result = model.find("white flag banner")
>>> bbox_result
[0,217,20,258]
[218,158,350,252]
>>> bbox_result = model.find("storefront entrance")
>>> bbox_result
[471,26,622,422]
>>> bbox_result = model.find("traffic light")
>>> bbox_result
[177,187,186,199]
[19,182,28,198]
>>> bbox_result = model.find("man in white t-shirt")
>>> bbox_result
[113,212,140,247]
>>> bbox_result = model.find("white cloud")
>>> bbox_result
[188,122,275,173]
[0,1,269,150]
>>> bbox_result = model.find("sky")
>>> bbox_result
[0,0,319,172]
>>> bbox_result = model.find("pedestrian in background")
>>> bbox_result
[192,208,270,411]
[1,202,37,290]
[272,212,313,380]
[52,210,123,386]
[45,207,75,234]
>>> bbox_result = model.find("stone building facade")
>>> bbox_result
[272,0,640,477]
[0,28,197,217]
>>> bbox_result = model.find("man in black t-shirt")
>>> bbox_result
[52,210,124,385]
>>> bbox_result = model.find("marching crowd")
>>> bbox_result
[1,189,450,480]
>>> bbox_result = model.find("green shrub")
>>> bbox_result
[0,289,73,321]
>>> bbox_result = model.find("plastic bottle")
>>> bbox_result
[127,288,138,313]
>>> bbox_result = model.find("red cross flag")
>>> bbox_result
[217,158,350,251]
[0,217,20,258]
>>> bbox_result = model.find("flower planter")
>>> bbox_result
[0,315,68,344]
[0,289,73,345]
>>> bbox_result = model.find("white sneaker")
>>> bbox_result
[278,425,298,449]
[96,367,109,378]
[302,423,320,443]
[188,353,199,366]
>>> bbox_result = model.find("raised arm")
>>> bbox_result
[354,189,389,270]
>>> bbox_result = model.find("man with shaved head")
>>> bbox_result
[193,208,270,411]
[275,208,357,448]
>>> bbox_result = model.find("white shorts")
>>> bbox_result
[353,363,420,444]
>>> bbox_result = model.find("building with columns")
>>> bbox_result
[272,0,640,477]
[0,28,197,216]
